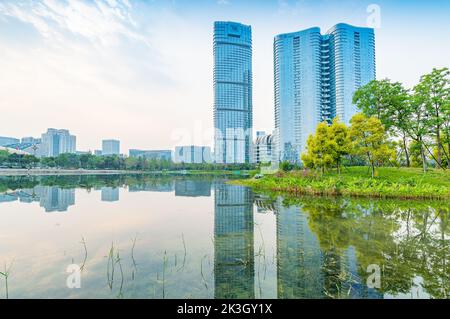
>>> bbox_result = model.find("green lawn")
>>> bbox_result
[235,166,450,199]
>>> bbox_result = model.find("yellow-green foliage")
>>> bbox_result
[301,118,350,173]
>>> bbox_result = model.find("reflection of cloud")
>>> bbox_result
[0,0,145,47]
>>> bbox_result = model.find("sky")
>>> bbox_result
[0,0,449,153]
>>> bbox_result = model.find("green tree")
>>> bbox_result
[414,68,450,169]
[349,113,395,178]
[353,79,411,166]
[0,150,9,165]
[406,87,432,172]
[329,117,350,174]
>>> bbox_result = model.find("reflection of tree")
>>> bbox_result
[285,196,450,298]
[406,207,449,298]
[0,175,218,193]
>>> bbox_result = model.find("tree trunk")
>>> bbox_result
[420,142,427,173]
[436,126,442,168]
[371,162,375,178]
[448,143,450,169]
[403,134,410,167]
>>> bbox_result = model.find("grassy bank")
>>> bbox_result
[234,166,450,199]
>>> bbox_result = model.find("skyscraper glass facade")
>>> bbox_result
[273,23,375,163]
[213,21,253,164]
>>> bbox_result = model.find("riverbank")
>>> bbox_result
[0,168,143,176]
[233,166,450,200]
[0,168,254,177]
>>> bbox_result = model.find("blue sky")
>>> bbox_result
[1,0,449,152]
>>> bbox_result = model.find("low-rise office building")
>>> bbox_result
[174,146,212,164]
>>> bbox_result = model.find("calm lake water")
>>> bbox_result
[0,175,448,299]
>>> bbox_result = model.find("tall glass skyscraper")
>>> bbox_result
[213,21,253,164]
[273,23,375,163]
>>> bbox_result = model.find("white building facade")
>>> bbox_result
[174,146,212,164]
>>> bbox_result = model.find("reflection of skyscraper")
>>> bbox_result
[174,179,211,197]
[214,184,254,298]
[0,193,17,202]
[275,200,323,298]
[35,186,75,212]
[101,187,119,202]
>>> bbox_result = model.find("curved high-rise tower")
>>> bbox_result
[273,23,375,163]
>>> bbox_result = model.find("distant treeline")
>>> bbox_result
[0,151,255,171]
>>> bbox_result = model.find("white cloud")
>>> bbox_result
[0,0,145,47]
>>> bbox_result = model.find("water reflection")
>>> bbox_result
[175,180,211,197]
[0,186,75,212]
[0,175,448,299]
[214,183,254,298]
[101,187,119,202]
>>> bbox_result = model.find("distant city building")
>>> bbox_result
[102,139,120,156]
[253,133,273,164]
[2,141,42,157]
[0,146,29,155]
[21,137,41,144]
[101,187,119,202]
[129,149,172,161]
[174,146,212,164]
[41,128,76,157]
[22,143,43,157]
[16,137,43,157]
[273,23,375,162]
[213,21,253,164]
[0,136,19,147]
[94,150,102,156]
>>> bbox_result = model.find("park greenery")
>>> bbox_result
[239,166,449,199]
[242,67,450,199]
